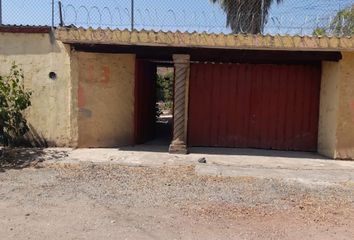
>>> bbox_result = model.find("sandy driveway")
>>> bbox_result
[0,151,354,240]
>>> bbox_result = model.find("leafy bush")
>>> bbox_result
[156,72,173,103]
[0,63,32,146]
[156,72,173,117]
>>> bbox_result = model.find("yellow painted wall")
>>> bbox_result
[335,52,354,159]
[74,52,135,147]
[319,52,354,159]
[318,61,339,158]
[0,32,74,146]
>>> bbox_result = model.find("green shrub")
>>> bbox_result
[0,63,32,146]
[156,72,173,103]
[156,72,174,118]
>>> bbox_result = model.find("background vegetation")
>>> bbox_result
[0,63,32,147]
[313,5,354,36]
[156,72,173,115]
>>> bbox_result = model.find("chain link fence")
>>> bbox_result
[0,0,353,36]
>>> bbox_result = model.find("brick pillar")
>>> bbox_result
[169,54,190,154]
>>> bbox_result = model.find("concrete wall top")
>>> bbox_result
[55,28,354,52]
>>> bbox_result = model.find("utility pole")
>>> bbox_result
[131,0,134,31]
[0,0,3,25]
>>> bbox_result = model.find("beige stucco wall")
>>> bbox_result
[335,52,354,159]
[319,52,354,159]
[0,32,74,146]
[318,61,340,158]
[74,52,135,147]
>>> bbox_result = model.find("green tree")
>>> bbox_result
[313,27,326,36]
[329,5,354,36]
[156,72,173,117]
[210,0,283,34]
[313,5,354,36]
[156,72,173,103]
[0,63,32,147]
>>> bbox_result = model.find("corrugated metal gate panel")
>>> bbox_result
[188,63,321,151]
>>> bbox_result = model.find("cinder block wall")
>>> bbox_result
[319,52,354,159]
[72,52,136,148]
[0,32,74,146]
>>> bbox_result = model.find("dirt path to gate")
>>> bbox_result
[0,157,353,240]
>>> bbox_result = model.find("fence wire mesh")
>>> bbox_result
[0,0,353,36]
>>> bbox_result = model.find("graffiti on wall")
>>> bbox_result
[82,64,111,84]
[78,63,112,118]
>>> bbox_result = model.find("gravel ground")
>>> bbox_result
[0,162,353,240]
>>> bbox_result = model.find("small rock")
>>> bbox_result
[25,213,30,217]
[198,158,207,164]
[111,220,116,224]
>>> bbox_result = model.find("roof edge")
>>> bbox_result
[55,27,354,52]
[0,25,52,34]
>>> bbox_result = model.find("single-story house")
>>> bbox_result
[1,25,354,159]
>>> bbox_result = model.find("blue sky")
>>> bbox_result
[2,0,354,35]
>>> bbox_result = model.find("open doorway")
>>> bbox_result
[134,59,174,148]
[155,66,174,144]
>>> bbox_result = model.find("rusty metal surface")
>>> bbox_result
[134,59,156,144]
[0,25,51,33]
[188,63,321,151]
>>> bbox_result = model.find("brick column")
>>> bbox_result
[169,54,190,154]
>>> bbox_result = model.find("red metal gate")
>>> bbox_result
[134,59,156,144]
[188,63,321,151]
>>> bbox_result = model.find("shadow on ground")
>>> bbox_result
[120,144,170,153]
[189,147,328,160]
[121,116,328,160]
[0,148,68,172]
[120,145,328,160]
[120,115,172,153]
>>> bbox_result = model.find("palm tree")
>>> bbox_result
[210,0,283,34]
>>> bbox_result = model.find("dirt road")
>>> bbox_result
[0,161,353,240]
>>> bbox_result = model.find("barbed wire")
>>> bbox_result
[0,0,353,36]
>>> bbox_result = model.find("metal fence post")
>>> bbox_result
[58,0,64,27]
[0,0,2,25]
[131,0,134,31]
[51,0,55,27]
[261,0,265,33]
